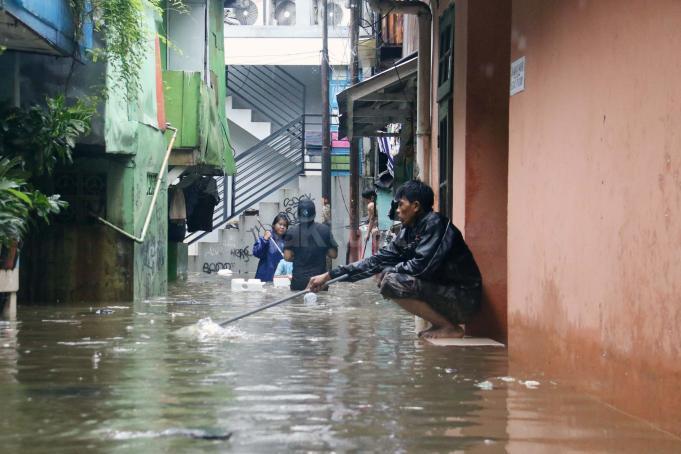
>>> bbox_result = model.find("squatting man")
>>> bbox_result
[307,180,482,339]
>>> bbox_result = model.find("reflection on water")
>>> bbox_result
[0,274,679,452]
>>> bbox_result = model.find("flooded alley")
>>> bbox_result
[1,274,679,453]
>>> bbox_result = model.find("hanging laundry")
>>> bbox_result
[168,186,187,220]
[183,176,220,233]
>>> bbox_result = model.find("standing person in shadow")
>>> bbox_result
[252,214,289,282]
[284,199,338,291]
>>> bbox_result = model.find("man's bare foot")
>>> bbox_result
[417,326,436,337]
[420,325,465,339]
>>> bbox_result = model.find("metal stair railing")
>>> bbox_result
[184,116,306,245]
[226,65,305,131]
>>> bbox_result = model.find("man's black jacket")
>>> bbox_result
[330,210,482,288]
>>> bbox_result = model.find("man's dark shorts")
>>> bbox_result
[379,272,481,324]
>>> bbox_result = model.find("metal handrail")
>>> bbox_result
[228,68,302,109]
[226,65,305,128]
[184,116,306,244]
[237,66,304,107]
[231,65,305,97]
[230,73,300,120]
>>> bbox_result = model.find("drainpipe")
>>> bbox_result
[95,125,178,243]
[368,0,432,180]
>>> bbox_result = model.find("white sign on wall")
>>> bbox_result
[510,56,526,96]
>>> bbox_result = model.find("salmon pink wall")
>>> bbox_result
[508,0,681,435]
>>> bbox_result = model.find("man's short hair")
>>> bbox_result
[361,189,377,200]
[395,180,434,212]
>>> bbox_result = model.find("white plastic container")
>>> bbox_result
[230,278,248,291]
[246,279,265,291]
[273,277,290,288]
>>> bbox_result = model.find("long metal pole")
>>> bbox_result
[95,125,178,243]
[348,0,361,262]
[218,275,348,327]
[321,0,332,202]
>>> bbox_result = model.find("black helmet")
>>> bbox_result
[297,199,316,222]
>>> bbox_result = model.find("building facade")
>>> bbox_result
[341,0,681,436]
[0,0,234,302]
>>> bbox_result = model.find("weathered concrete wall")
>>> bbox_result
[508,0,681,435]
[103,8,169,301]
[18,155,136,303]
[15,6,170,303]
[191,174,353,276]
[20,224,134,303]
[197,216,260,276]
[168,242,188,282]
[330,175,349,266]
[450,0,510,342]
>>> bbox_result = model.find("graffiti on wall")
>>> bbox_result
[202,262,235,274]
[248,224,266,242]
[200,243,254,275]
[230,246,250,262]
[280,194,314,225]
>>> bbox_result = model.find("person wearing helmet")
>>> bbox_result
[283,199,339,291]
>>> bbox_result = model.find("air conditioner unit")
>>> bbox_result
[273,0,296,26]
[224,0,264,26]
[315,0,350,27]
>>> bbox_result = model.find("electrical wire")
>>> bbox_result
[335,176,351,218]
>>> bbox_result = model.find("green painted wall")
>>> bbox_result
[208,0,234,174]
[14,4,171,303]
[93,6,170,301]
[16,0,239,302]
[163,71,201,148]
[160,0,235,174]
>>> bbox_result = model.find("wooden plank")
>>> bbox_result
[425,337,505,347]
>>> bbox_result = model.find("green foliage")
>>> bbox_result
[0,157,30,246]
[0,96,94,177]
[0,97,92,246]
[69,0,185,98]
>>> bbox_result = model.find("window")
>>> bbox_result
[438,102,452,217]
[437,6,454,217]
[437,6,454,102]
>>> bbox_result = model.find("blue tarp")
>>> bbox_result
[3,0,92,56]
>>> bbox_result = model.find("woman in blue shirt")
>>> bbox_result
[253,214,289,282]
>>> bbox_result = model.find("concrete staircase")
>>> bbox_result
[186,65,323,272]
[226,96,272,141]
[188,175,327,275]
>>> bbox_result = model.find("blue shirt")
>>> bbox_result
[274,259,293,276]
[252,234,285,282]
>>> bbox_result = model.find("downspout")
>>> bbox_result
[95,125,178,243]
[368,0,432,180]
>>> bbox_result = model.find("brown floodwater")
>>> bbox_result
[1,274,679,453]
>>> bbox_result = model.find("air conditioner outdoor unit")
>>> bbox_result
[273,0,296,25]
[315,0,350,27]
[224,0,264,25]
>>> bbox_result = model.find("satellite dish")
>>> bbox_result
[274,0,296,25]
